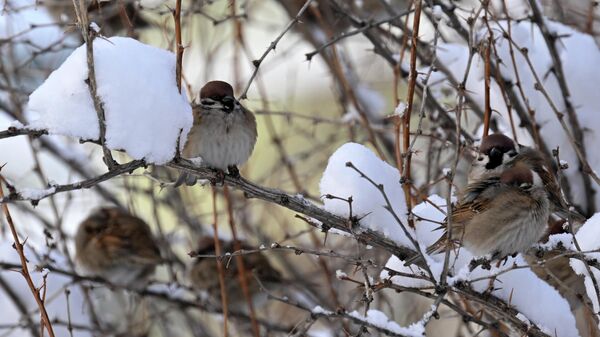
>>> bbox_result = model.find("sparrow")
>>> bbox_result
[469,133,585,224]
[189,236,283,307]
[75,207,162,287]
[178,81,257,185]
[426,164,550,261]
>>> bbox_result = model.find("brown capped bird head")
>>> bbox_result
[199,81,236,112]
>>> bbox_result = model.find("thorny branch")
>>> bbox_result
[2,1,600,336]
[0,176,56,337]
[238,0,315,99]
[70,0,118,169]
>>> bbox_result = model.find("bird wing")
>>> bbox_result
[426,181,500,255]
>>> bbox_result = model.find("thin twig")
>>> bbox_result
[0,160,146,204]
[400,0,422,229]
[239,0,314,99]
[0,175,55,337]
[222,185,260,337]
[71,0,117,169]
[211,187,229,336]
[172,0,183,93]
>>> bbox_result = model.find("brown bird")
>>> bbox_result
[178,81,257,185]
[189,237,283,307]
[469,133,585,224]
[426,164,550,260]
[75,207,162,287]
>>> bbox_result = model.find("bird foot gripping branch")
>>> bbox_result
[176,81,257,188]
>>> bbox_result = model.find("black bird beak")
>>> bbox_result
[489,147,502,160]
[222,96,235,111]
[486,147,504,169]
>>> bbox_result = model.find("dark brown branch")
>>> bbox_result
[0,262,292,333]
[168,160,418,260]
[0,127,47,140]
[0,160,145,205]
[0,180,56,337]
[71,0,117,169]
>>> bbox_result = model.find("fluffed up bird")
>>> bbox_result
[405,164,550,266]
[75,207,162,287]
[469,133,585,224]
[177,81,257,186]
[443,164,550,258]
[189,236,283,307]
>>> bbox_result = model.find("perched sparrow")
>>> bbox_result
[428,164,550,259]
[189,237,282,307]
[469,133,585,223]
[178,81,257,185]
[75,207,162,286]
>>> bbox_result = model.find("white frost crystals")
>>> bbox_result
[25,37,192,165]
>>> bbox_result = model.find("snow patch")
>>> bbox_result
[26,37,192,164]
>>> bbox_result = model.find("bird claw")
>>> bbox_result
[209,169,226,186]
[227,165,240,178]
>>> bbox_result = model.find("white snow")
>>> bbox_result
[90,22,101,33]
[446,253,580,337]
[534,233,574,251]
[335,270,347,280]
[340,107,360,123]
[432,5,443,21]
[18,186,57,200]
[348,309,425,337]
[320,143,411,247]
[9,120,24,128]
[570,212,600,323]
[380,194,450,285]
[26,37,192,164]
[393,101,407,118]
[312,305,333,315]
[380,255,432,288]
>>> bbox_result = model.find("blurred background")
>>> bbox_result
[1,0,600,336]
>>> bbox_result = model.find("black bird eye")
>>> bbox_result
[508,150,517,158]
[477,157,484,162]
[200,98,214,106]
